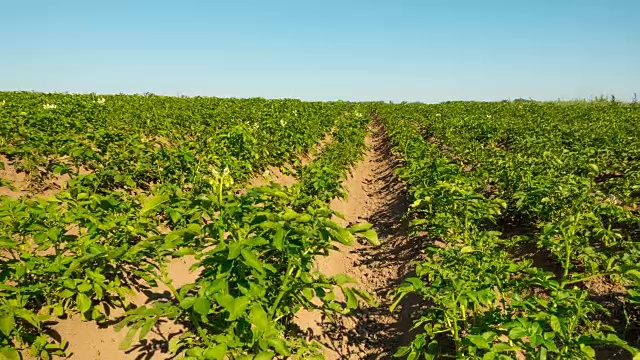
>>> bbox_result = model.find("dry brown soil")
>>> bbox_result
[0,155,90,199]
[294,123,416,360]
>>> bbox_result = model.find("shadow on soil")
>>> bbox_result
[315,121,425,359]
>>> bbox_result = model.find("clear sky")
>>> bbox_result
[1,0,639,102]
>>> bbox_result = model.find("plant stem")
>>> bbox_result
[563,232,571,283]
[562,273,605,287]
[452,314,462,357]
[158,260,181,302]
[269,258,294,320]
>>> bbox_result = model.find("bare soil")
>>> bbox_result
[248,165,298,188]
[295,123,417,359]
[0,155,30,198]
[0,155,90,199]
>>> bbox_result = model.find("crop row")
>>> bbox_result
[0,93,376,360]
[0,92,339,192]
[404,102,640,349]
[377,102,640,360]
[117,107,376,359]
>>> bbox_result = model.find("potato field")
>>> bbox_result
[0,92,638,360]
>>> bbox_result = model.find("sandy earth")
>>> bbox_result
[294,123,416,360]
[12,124,416,360]
[0,154,90,199]
[0,155,29,198]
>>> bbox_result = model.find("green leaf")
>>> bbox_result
[13,309,39,329]
[549,316,561,332]
[467,334,490,349]
[180,296,197,309]
[272,191,288,199]
[0,314,15,337]
[169,211,182,224]
[490,343,520,352]
[352,288,376,305]
[259,221,281,230]
[93,282,104,300]
[334,228,355,245]
[193,297,211,316]
[580,344,595,358]
[332,274,357,285]
[203,344,227,360]
[77,293,92,313]
[508,327,528,340]
[282,209,299,221]
[0,347,20,360]
[241,249,264,273]
[273,227,285,251]
[460,246,474,253]
[268,338,290,356]
[295,214,312,223]
[343,287,359,309]
[349,222,373,233]
[302,287,314,300]
[168,336,182,354]
[77,282,92,293]
[0,238,17,250]
[140,194,170,215]
[64,278,76,289]
[254,351,274,360]
[626,269,640,283]
[249,304,269,332]
[119,326,138,350]
[359,229,380,246]
[139,318,155,341]
[394,346,411,357]
[426,340,439,359]
[539,346,548,360]
[216,294,250,321]
[227,243,242,259]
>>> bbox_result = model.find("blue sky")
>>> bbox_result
[1,0,639,102]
